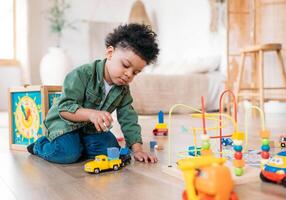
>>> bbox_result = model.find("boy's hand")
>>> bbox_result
[88,110,113,132]
[132,143,158,163]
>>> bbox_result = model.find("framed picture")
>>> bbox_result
[8,85,62,151]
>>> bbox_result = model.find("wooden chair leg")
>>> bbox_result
[251,53,258,116]
[258,50,265,112]
[276,50,286,87]
[251,53,257,107]
[235,52,246,103]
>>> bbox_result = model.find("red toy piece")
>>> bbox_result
[153,128,168,136]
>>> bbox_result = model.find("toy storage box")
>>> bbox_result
[8,85,62,151]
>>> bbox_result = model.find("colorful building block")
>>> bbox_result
[107,147,120,159]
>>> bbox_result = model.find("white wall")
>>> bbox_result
[28,0,226,84]
[0,67,22,110]
[0,0,29,110]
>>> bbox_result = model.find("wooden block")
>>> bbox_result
[8,85,62,151]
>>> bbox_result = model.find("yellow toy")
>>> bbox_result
[84,155,122,174]
[177,156,238,200]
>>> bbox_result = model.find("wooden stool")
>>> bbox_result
[235,43,286,111]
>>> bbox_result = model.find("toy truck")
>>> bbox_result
[84,155,122,174]
[280,135,286,148]
[178,156,238,200]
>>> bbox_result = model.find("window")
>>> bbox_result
[0,0,18,65]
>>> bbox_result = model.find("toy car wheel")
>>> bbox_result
[113,165,119,171]
[121,163,125,167]
[260,172,272,183]
[282,178,286,187]
[94,168,100,174]
[281,143,286,148]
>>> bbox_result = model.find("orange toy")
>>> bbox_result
[178,156,238,200]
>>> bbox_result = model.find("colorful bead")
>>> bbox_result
[260,130,270,138]
[232,132,245,140]
[201,149,213,156]
[201,134,210,141]
[234,152,243,160]
[233,139,243,146]
[261,145,270,152]
[234,167,244,176]
[261,138,269,145]
[261,151,270,159]
[234,145,243,152]
[202,141,210,150]
[233,159,245,168]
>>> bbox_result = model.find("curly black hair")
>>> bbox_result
[105,23,159,65]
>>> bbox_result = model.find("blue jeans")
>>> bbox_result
[33,130,120,164]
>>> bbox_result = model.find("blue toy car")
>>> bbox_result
[222,138,233,146]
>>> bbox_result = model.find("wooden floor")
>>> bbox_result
[1,112,286,200]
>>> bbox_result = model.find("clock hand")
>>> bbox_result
[26,108,31,120]
[21,105,27,120]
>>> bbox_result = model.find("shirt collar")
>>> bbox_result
[96,58,106,89]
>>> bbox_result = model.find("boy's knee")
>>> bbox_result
[50,147,82,164]
[60,150,82,164]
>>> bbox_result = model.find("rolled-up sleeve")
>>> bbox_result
[116,89,142,148]
[57,68,86,124]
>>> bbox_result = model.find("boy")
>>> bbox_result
[27,23,159,164]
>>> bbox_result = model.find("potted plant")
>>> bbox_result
[40,0,76,85]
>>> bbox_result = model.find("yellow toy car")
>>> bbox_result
[84,155,122,174]
[260,151,286,186]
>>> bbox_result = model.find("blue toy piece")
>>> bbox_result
[188,146,201,156]
[222,138,233,146]
[119,147,130,156]
[119,147,131,167]
[150,141,157,149]
[158,111,164,123]
[107,147,120,160]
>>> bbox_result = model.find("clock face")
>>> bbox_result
[12,92,43,145]
[15,96,40,139]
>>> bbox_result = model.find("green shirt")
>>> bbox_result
[44,59,142,147]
